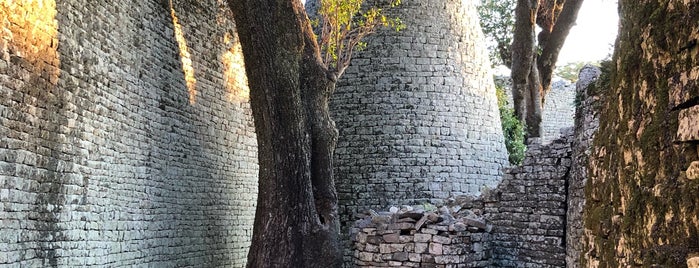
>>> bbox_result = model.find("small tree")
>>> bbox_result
[478,0,516,68]
[226,0,399,267]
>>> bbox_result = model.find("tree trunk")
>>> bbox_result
[511,0,538,130]
[526,60,543,139]
[581,1,699,267]
[227,1,341,267]
[511,0,583,140]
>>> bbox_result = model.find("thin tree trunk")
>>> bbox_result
[511,0,538,124]
[526,59,543,139]
[227,1,342,267]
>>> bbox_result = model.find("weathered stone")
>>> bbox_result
[687,161,699,180]
[414,214,429,231]
[677,106,699,142]
[462,217,487,230]
[388,222,414,230]
[428,243,443,255]
[414,233,432,243]
[432,235,451,244]
[414,242,429,253]
[688,255,699,268]
[383,233,400,243]
[393,252,409,261]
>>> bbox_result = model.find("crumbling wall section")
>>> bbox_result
[352,132,574,267]
[350,205,493,267]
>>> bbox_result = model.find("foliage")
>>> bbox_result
[556,61,590,82]
[495,82,526,165]
[314,0,404,75]
[477,0,515,67]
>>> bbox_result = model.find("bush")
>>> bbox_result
[495,83,526,165]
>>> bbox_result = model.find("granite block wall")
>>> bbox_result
[332,0,509,231]
[565,65,601,268]
[350,206,492,267]
[541,81,576,144]
[483,133,572,267]
[351,131,575,267]
[0,0,257,266]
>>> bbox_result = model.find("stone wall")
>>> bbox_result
[541,81,576,144]
[581,1,699,265]
[332,0,509,232]
[350,205,493,267]
[565,65,601,268]
[352,131,574,267]
[484,133,572,267]
[0,0,257,266]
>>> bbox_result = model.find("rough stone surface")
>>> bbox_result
[484,132,572,268]
[352,131,574,268]
[565,65,601,268]
[332,0,509,237]
[0,0,257,266]
[350,206,493,267]
[581,1,699,266]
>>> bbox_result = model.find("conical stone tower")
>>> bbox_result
[331,0,509,226]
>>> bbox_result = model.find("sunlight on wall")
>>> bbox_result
[169,0,197,105]
[0,0,59,81]
[222,32,249,102]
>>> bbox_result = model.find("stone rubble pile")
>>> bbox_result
[350,204,493,267]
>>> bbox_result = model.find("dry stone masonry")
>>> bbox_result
[352,131,576,267]
[350,203,493,267]
[332,0,509,233]
[565,65,601,268]
[541,80,576,144]
[0,0,257,266]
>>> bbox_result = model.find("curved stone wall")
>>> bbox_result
[332,0,509,227]
[541,81,576,144]
[0,0,257,266]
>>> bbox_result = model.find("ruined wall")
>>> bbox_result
[0,0,257,266]
[351,131,574,267]
[484,132,572,267]
[565,65,601,268]
[582,1,699,266]
[350,205,492,267]
[332,0,509,230]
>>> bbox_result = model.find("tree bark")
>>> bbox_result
[511,0,538,130]
[227,1,341,267]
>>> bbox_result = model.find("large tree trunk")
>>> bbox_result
[511,0,583,140]
[511,0,538,134]
[227,1,341,267]
[581,1,699,267]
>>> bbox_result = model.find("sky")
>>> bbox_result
[556,0,619,65]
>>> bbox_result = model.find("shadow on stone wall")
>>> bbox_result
[0,0,258,266]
